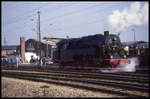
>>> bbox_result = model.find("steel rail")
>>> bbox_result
[2,73,147,98]
[3,69,148,83]
[2,71,149,92]
[2,66,149,78]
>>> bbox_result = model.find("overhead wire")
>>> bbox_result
[4,3,77,39]
[4,2,126,38]
[4,3,77,26]
[41,4,104,32]
[4,4,49,25]
[41,3,124,33]
[4,2,123,26]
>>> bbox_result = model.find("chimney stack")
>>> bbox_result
[66,35,69,39]
[104,31,109,37]
[20,37,25,63]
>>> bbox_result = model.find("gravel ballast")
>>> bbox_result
[2,77,124,98]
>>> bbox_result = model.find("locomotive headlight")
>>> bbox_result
[124,55,126,58]
[110,55,113,59]
[113,47,115,50]
[113,37,117,41]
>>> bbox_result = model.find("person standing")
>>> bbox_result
[16,57,19,68]
[10,59,13,64]
[124,46,129,57]
[42,57,46,68]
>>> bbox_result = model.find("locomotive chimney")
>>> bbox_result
[20,37,25,63]
[104,31,109,36]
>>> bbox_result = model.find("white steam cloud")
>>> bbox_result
[92,57,139,73]
[108,2,149,32]
[118,57,139,72]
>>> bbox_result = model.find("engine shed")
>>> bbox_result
[25,37,64,62]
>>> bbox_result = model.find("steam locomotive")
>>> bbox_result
[53,31,127,69]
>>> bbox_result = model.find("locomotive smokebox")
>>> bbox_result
[104,31,109,37]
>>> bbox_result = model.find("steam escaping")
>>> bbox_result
[108,2,148,32]
[118,57,139,72]
[92,57,139,73]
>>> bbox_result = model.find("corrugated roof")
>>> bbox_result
[122,41,147,46]
[26,38,63,46]
[2,45,19,50]
[137,42,149,48]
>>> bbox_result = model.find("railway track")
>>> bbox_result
[2,66,149,78]
[2,68,149,97]
[2,69,149,86]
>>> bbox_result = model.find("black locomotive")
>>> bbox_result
[53,31,127,68]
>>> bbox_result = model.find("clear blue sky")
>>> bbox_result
[2,1,149,45]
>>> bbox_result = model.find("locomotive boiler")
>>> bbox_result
[53,31,127,68]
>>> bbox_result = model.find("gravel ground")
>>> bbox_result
[2,77,123,98]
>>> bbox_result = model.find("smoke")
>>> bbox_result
[100,57,139,73]
[108,2,148,32]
